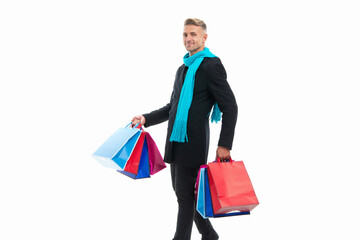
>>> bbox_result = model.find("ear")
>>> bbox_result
[203,33,208,43]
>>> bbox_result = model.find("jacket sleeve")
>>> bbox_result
[206,58,238,150]
[143,91,174,128]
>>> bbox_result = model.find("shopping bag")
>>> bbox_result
[145,132,166,175]
[196,167,207,218]
[195,165,207,199]
[196,165,250,219]
[118,135,150,179]
[124,132,146,174]
[204,167,250,218]
[116,126,164,179]
[207,159,259,215]
[92,123,141,170]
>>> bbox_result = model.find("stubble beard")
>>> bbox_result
[186,44,202,55]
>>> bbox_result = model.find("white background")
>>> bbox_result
[1,0,360,239]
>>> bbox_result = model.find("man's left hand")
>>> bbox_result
[216,146,231,162]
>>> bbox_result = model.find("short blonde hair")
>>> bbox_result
[184,18,207,32]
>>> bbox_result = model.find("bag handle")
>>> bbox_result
[126,122,142,129]
[215,157,234,163]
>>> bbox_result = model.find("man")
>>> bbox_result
[132,18,237,240]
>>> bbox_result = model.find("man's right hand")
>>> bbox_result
[131,115,146,127]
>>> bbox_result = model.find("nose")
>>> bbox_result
[185,35,193,42]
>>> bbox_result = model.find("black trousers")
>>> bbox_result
[171,164,216,240]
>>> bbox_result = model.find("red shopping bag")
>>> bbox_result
[123,131,146,174]
[207,159,259,215]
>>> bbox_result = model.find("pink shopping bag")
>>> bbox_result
[145,132,166,175]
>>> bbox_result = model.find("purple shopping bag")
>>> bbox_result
[145,132,166,175]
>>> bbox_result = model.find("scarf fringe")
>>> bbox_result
[170,120,188,143]
[211,103,222,123]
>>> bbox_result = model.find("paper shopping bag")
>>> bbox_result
[196,167,207,218]
[195,165,207,199]
[207,159,259,215]
[196,165,250,219]
[118,134,150,179]
[145,132,166,175]
[124,132,146,174]
[204,167,250,218]
[92,123,141,170]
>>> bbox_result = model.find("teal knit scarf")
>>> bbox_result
[170,47,222,143]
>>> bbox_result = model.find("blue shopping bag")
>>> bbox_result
[117,136,150,179]
[196,167,251,219]
[92,123,141,170]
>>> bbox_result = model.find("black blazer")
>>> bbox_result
[143,57,238,168]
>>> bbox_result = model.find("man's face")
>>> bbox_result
[183,25,207,55]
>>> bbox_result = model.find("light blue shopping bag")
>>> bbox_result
[92,123,141,170]
[196,168,207,218]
